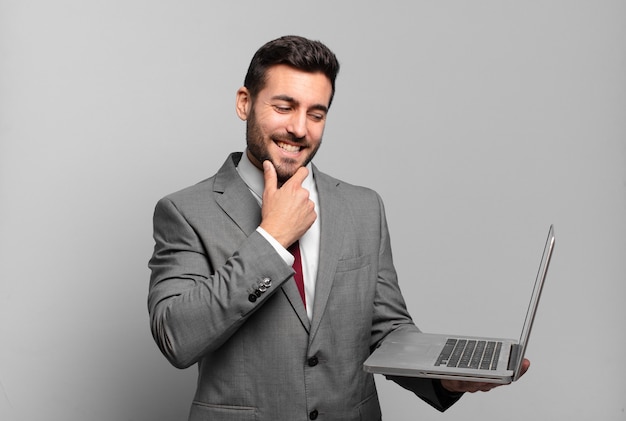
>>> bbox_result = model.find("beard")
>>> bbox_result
[245,106,321,185]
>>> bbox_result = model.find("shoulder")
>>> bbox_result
[153,173,217,219]
[156,152,241,209]
[161,175,216,205]
[314,168,384,206]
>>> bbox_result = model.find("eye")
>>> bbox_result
[273,105,292,113]
[308,113,325,122]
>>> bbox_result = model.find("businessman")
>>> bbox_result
[148,35,529,421]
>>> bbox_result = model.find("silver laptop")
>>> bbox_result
[363,225,555,384]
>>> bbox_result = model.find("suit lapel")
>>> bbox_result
[309,168,344,340]
[214,153,262,236]
[282,285,311,332]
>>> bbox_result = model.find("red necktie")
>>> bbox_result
[288,241,306,308]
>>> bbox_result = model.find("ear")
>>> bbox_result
[235,87,252,121]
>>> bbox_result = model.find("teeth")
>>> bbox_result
[277,141,301,152]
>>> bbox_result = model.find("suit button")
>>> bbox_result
[258,278,271,292]
[309,409,318,420]
[248,294,257,303]
[308,356,318,367]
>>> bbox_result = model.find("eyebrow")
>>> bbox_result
[271,95,329,114]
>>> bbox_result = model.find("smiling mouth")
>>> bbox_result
[276,141,302,153]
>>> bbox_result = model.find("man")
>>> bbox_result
[148,35,529,421]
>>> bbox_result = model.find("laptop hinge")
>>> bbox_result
[507,344,521,371]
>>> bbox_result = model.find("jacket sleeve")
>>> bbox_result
[386,375,464,412]
[147,197,293,369]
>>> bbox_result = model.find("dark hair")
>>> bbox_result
[243,35,340,107]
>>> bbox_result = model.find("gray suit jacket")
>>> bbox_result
[148,153,460,421]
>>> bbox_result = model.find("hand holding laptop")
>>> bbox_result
[441,358,531,393]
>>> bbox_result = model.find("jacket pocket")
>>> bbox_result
[357,392,382,421]
[335,253,371,273]
[189,401,256,421]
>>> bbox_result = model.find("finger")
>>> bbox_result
[262,160,278,193]
[477,383,498,393]
[284,165,309,187]
[468,383,494,393]
[519,358,531,376]
[449,380,498,393]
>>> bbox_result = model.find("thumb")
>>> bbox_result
[262,160,277,194]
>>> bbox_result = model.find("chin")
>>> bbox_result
[275,165,299,183]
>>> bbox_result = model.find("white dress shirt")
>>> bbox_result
[236,151,320,320]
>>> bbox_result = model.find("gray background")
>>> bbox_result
[1,1,625,420]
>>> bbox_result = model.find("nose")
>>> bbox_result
[286,111,307,139]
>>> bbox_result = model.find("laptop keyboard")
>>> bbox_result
[435,338,502,370]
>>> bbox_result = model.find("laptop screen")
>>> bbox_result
[514,225,555,380]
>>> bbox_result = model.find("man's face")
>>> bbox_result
[236,64,333,184]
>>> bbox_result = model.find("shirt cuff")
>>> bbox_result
[256,226,295,266]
